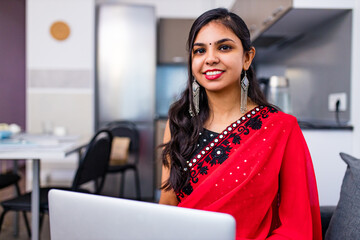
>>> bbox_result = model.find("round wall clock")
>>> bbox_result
[50,21,71,41]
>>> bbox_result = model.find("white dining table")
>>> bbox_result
[0,134,89,240]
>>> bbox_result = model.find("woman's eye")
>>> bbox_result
[219,45,232,51]
[193,48,205,54]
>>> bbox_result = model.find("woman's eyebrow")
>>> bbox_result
[215,38,235,45]
[193,38,235,47]
[193,42,206,47]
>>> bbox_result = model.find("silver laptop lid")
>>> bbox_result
[49,189,236,240]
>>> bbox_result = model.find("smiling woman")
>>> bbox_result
[191,22,253,95]
[159,8,322,240]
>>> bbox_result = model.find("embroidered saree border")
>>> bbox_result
[177,105,278,201]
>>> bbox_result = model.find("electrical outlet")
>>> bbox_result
[328,93,347,111]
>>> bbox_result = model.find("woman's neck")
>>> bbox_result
[204,89,257,133]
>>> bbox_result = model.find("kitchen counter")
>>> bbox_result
[298,121,353,130]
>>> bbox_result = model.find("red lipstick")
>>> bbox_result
[204,69,224,80]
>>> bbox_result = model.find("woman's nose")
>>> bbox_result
[205,50,219,65]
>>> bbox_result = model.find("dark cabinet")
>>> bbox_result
[157,18,194,64]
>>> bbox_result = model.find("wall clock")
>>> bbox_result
[50,21,70,41]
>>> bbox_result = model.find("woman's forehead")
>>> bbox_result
[194,21,239,44]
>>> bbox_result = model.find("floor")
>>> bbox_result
[0,213,50,240]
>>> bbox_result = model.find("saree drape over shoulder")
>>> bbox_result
[177,106,322,240]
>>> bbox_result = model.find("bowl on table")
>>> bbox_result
[0,131,12,139]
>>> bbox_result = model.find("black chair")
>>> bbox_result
[0,129,113,237]
[0,172,31,237]
[106,121,141,200]
[0,173,21,191]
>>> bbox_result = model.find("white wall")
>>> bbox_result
[26,0,95,136]
[293,0,354,9]
[26,0,95,189]
[27,0,94,70]
[303,130,353,206]
[96,0,235,18]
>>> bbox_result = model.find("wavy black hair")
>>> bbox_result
[161,8,270,192]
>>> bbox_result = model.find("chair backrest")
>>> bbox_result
[71,129,113,193]
[107,121,140,165]
[0,173,20,189]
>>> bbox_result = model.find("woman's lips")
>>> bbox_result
[204,70,224,80]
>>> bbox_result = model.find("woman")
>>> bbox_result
[159,8,322,240]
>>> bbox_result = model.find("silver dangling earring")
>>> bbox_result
[240,70,249,114]
[189,78,200,117]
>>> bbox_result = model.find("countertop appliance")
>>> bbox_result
[268,76,292,114]
[259,76,292,114]
[96,4,156,200]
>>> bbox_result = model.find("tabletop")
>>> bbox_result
[0,134,89,159]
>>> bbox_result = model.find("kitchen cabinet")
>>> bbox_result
[157,18,194,64]
[231,0,292,41]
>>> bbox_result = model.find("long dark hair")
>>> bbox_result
[161,8,270,192]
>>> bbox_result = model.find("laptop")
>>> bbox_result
[48,189,236,240]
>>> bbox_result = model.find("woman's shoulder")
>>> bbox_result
[265,106,298,127]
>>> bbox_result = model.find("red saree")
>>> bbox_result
[177,106,322,240]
